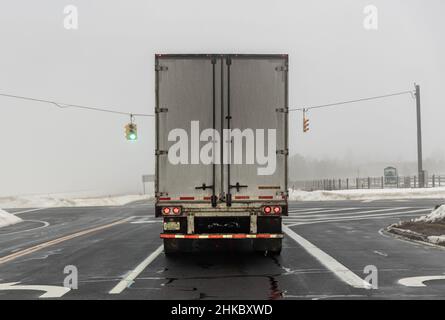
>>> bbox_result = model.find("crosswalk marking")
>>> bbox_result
[286,207,409,220]
[284,207,430,226]
[288,207,362,215]
[287,208,325,213]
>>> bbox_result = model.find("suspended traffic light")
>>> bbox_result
[303,117,309,132]
[303,109,309,133]
[125,123,138,141]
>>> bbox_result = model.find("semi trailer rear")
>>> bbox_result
[155,54,288,254]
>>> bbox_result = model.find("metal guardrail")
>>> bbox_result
[291,175,445,191]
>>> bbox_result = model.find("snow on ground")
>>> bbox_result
[0,194,153,209]
[0,209,23,228]
[413,205,445,223]
[289,187,445,202]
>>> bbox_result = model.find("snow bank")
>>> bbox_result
[0,209,23,228]
[427,235,445,245]
[289,187,445,202]
[413,205,445,223]
[0,194,153,209]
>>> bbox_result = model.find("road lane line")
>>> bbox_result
[284,207,414,221]
[289,207,409,218]
[285,213,425,227]
[283,208,431,226]
[12,208,47,215]
[288,208,362,215]
[283,225,371,289]
[109,244,164,294]
[0,218,131,266]
[287,208,325,213]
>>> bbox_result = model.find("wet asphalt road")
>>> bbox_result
[0,198,444,300]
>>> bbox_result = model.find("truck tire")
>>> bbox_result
[253,239,282,255]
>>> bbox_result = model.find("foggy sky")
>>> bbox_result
[0,0,444,196]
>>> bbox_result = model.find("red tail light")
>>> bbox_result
[273,206,282,214]
[263,205,281,215]
[162,206,182,216]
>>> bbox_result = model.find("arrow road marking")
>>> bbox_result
[0,282,70,298]
[398,275,445,287]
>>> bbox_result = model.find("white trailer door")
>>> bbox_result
[225,56,288,202]
[156,56,222,203]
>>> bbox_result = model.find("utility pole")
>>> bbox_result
[415,83,424,188]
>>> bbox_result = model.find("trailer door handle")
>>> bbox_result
[195,183,213,190]
[229,182,248,192]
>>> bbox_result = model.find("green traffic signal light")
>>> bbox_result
[125,123,138,141]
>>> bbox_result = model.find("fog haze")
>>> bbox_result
[1,0,444,196]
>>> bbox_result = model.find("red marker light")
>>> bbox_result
[263,206,272,214]
[172,207,180,214]
[162,207,171,215]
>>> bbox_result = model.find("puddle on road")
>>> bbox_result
[268,276,283,300]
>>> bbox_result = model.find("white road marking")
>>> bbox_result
[12,208,47,215]
[288,207,362,216]
[284,208,429,226]
[284,213,426,227]
[373,250,388,257]
[0,282,70,298]
[128,216,160,224]
[288,207,407,219]
[287,208,325,213]
[0,218,130,266]
[287,207,409,219]
[283,225,372,289]
[362,200,375,203]
[109,244,164,294]
[0,220,50,236]
[398,275,445,287]
[131,221,160,224]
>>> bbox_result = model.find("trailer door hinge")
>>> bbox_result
[276,149,289,156]
[275,65,288,72]
[155,65,168,72]
[155,150,168,155]
[155,192,168,197]
[275,107,289,113]
[155,107,168,113]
